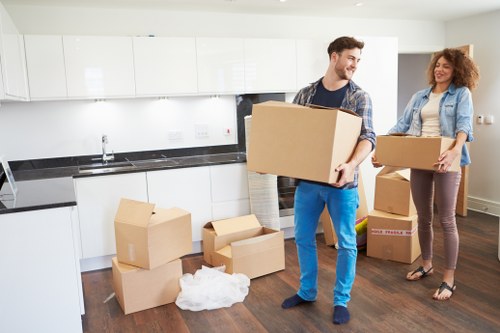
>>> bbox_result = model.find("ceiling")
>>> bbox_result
[3,0,500,22]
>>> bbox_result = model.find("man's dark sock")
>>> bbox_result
[333,305,350,324]
[281,294,313,309]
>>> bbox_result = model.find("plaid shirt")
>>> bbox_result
[293,78,376,188]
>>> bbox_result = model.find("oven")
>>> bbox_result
[278,176,297,217]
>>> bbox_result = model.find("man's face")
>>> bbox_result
[333,48,362,80]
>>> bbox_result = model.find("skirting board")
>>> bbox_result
[468,196,500,217]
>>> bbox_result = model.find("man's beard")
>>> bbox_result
[335,66,353,80]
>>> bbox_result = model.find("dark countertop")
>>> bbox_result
[0,150,246,215]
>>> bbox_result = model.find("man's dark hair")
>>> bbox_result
[327,36,365,57]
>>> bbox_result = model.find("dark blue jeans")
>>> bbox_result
[293,181,358,307]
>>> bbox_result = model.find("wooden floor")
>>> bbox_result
[82,210,500,333]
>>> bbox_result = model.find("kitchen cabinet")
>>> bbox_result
[196,37,245,94]
[74,172,148,260]
[24,35,67,100]
[210,163,250,220]
[0,2,28,101]
[133,37,198,96]
[147,167,213,242]
[296,39,329,90]
[244,38,297,93]
[0,207,83,333]
[63,35,135,98]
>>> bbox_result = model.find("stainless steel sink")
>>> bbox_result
[78,161,136,174]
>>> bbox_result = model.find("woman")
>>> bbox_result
[372,48,479,301]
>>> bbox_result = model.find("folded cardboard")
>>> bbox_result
[247,101,362,183]
[115,198,192,269]
[366,210,420,264]
[374,167,417,216]
[112,257,182,315]
[376,135,460,172]
[203,214,285,278]
[321,170,369,246]
[211,230,285,279]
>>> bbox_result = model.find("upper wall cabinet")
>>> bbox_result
[63,36,135,99]
[296,39,329,90]
[24,35,67,100]
[133,37,198,96]
[196,37,245,95]
[0,3,28,101]
[244,38,297,93]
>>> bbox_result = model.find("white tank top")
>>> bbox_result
[421,92,444,137]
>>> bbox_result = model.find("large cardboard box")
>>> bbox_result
[376,135,460,172]
[247,101,362,183]
[321,170,369,246]
[366,210,420,264]
[374,167,416,216]
[115,198,192,269]
[112,257,182,315]
[203,214,285,278]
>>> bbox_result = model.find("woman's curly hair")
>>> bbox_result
[427,48,480,90]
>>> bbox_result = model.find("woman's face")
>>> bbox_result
[434,56,454,85]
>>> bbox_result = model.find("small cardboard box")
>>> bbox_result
[374,167,416,216]
[366,210,420,264]
[376,135,460,172]
[112,257,182,315]
[212,230,285,279]
[203,214,285,278]
[115,198,192,269]
[321,170,369,246]
[247,101,362,183]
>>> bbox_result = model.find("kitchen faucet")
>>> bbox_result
[101,134,115,164]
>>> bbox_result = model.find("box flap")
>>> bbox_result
[306,103,359,117]
[211,214,261,236]
[115,198,154,227]
[394,169,411,181]
[377,166,411,181]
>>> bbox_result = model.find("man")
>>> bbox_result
[281,36,376,325]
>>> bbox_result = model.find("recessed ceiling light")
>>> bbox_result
[355,2,364,7]
[280,0,287,3]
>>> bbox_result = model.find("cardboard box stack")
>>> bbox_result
[367,167,421,264]
[111,198,192,314]
[203,214,285,279]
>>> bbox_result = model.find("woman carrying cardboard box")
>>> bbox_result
[372,48,479,301]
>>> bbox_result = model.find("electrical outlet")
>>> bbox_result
[195,124,209,139]
[168,130,183,142]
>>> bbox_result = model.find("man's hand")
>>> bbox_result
[330,162,355,187]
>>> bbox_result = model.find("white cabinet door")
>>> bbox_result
[0,3,28,100]
[63,36,135,98]
[210,163,250,220]
[74,172,148,259]
[133,37,198,96]
[24,35,67,100]
[0,207,83,333]
[244,38,297,93]
[196,37,245,94]
[147,167,212,242]
[296,39,329,90]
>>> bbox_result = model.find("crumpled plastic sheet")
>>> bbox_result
[175,265,250,311]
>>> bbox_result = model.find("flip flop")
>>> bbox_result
[433,282,456,301]
[406,266,433,281]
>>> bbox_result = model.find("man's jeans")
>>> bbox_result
[293,180,358,307]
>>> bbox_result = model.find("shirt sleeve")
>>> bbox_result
[355,90,376,151]
[455,88,474,142]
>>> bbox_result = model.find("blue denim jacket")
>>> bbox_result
[389,83,474,166]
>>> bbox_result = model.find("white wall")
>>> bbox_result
[446,10,500,215]
[0,96,238,160]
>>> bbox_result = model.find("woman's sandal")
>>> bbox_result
[433,282,456,301]
[406,266,434,281]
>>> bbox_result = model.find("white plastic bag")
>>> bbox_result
[175,265,250,311]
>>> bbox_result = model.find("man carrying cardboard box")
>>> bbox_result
[281,36,376,325]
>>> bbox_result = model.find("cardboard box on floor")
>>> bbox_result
[376,135,460,172]
[203,214,285,279]
[321,171,369,246]
[247,101,362,184]
[114,198,192,270]
[112,257,182,315]
[366,210,420,264]
[374,167,417,216]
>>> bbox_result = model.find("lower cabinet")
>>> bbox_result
[0,207,83,333]
[147,167,213,242]
[74,172,148,260]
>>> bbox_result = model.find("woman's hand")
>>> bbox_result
[434,148,460,173]
[371,153,384,168]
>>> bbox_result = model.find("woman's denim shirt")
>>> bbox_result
[389,83,474,166]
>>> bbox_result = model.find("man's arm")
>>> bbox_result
[331,139,372,187]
